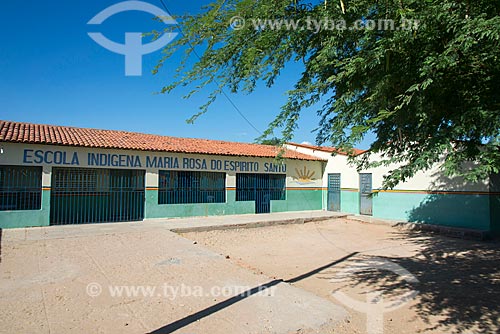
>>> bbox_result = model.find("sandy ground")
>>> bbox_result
[182,219,500,334]
[0,222,347,334]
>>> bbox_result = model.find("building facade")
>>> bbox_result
[2,120,498,235]
[0,121,325,229]
[287,142,500,235]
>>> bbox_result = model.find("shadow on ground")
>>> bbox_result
[323,231,500,334]
[149,253,358,334]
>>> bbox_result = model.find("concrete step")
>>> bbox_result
[170,213,348,233]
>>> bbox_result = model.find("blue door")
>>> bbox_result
[327,173,341,211]
[359,173,373,215]
[255,174,271,214]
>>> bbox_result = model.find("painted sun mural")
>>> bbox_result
[294,166,316,184]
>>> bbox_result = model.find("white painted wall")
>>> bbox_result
[286,144,489,192]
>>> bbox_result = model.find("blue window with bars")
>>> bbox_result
[158,171,226,204]
[236,174,286,201]
[0,165,42,211]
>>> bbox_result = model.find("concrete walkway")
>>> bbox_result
[4,210,346,242]
[0,211,348,334]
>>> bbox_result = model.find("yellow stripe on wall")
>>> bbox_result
[140,187,499,195]
[375,189,494,196]
[339,188,495,195]
[341,188,359,192]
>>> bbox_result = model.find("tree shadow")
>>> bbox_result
[320,230,500,334]
[149,279,283,334]
[149,252,358,334]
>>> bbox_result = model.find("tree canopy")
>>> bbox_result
[154,0,500,189]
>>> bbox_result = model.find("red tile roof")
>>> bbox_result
[0,120,324,161]
[288,142,366,156]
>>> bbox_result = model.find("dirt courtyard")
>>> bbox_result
[1,216,499,334]
[0,218,349,334]
[182,219,500,334]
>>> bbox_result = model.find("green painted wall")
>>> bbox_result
[373,192,491,231]
[341,191,359,214]
[322,189,327,210]
[0,190,50,228]
[489,173,500,236]
[490,195,500,235]
[336,190,492,231]
[145,190,255,219]
[1,187,495,232]
[147,189,322,219]
[0,188,324,227]
[271,189,322,212]
[372,192,426,222]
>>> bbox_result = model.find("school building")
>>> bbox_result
[0,120,325,228]
[0,120,498,235]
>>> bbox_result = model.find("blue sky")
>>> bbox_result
[0,0,373,148]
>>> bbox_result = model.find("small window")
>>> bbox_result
[52,167,102,192]
[0,165,42,211]
[158,171,225,204]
